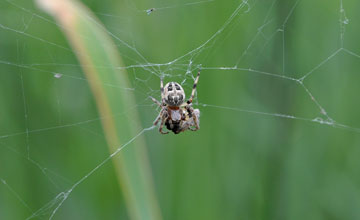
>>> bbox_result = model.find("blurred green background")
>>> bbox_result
[1,0,360,219]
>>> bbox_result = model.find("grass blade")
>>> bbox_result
[36,0,162,219]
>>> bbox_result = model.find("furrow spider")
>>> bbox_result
[151,69,201,134]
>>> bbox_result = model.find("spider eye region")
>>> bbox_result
[164,82,185,106]
[167,84,173,91]
[166,93,184,106]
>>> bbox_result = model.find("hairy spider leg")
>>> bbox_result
[160,77,165,104]
[153,114,161,126]
[150,96,162,107]
[188,69,201,104]
[192,113,200,130]
[188,107,200,131]
[159,114,169,134]
[183,69,201,132]
[154,108,166,125]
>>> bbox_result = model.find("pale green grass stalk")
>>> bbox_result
[36,0,162,219]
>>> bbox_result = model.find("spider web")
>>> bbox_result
[1,0,360,219]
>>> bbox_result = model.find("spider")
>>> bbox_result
[151,69,201,134]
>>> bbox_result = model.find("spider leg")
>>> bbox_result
[187,69,201,104]
[185,106,200,131]
[188,114,199,131]
[190,109,200,131]
[189,127,197,131]
[154,108,166,125]
[150,96,162,108]
[159,115,169,134]
[153,114,162,126]
[160,76,165,103]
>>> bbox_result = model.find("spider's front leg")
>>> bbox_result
[150,96,162,108]
[187,69,201,104]
[160,76,166,104]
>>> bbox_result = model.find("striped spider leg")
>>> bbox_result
[184,69,201,131]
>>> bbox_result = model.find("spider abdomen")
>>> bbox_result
[170,109,182,121]
[165,120,181,134]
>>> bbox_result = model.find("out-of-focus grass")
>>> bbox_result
[1,0,360,219]
[35,0,161,219]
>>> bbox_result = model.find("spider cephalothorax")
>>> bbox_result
[163,82,185,106]
[151,70,201,134]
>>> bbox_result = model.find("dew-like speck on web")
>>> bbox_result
[54,73,62,78]
[312,117,325,124]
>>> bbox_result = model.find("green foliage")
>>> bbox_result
[1,0,360,219]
